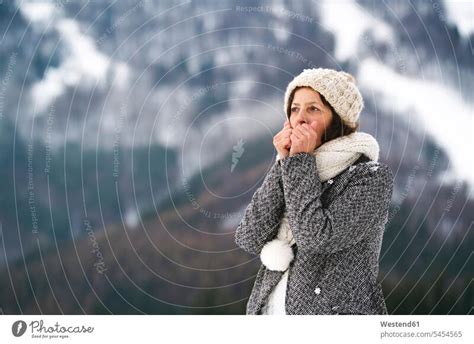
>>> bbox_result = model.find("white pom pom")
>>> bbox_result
[260,239,294,271]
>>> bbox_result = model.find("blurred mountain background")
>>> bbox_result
[0,0,472,314]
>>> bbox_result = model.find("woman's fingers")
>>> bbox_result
[291,124,317,149]
[275,126,292,142]
[300,123,317,140]
[291,130,303,141]
[297,125,309,137]
[275,133,291,147]
[276,121,295,153]
[275,130,291,142]
[294,125,309,140]
[288,121,321,155]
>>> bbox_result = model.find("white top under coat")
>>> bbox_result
[260,270,289,315]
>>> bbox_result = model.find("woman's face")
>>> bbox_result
[289,87,333,140]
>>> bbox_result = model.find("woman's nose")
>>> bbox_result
[295,112,308,125]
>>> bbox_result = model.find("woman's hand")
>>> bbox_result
[273,120,293,159]
[289,121,321,156]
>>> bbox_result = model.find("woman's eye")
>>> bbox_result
[310,106,319,112]
[291,107,298,112]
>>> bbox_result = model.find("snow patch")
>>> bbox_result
[444,0,474,37]
[318,0,394,61]
[358,58,474,190]
[20,1,56,25]
[20,0,130,114]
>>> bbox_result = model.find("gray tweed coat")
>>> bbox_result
[235,152,393,315]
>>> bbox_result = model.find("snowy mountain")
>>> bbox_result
[0,0,472,314]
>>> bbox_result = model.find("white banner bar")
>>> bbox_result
[0,315,472,343]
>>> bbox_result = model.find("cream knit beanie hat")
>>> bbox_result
[283,68,364,127]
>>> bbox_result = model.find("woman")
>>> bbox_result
[234,68,394,315]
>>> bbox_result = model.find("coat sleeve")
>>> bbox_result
[234,159,285,255]
[280,152,393,255]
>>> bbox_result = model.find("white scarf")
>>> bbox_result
[260,132,379,271]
